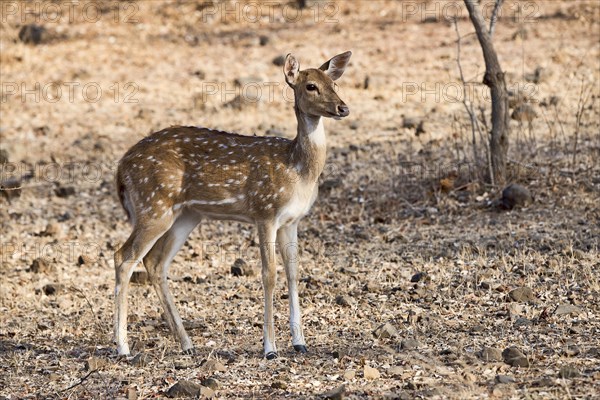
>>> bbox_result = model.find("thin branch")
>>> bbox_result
[489,0,504,37]
[453,17,488,182]
[60,369,98,393]
[71,286,107,335]
[572,77,595,169]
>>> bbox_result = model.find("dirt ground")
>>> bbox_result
[1,0,599,399]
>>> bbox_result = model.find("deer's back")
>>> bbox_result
[116,126,315,224]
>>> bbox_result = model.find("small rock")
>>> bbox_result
[400,338,420,350]
[335,294,354,307]
[54,185,76,198]
[258,35,270,46]
[410,271,429,283]
[0,149,8,163]
[192,70,206,79]
[564,344,581,357]
[558,365,580,379]
[495,374,516,384]
[271,380,287,390]
[42,222,63,238]
[0,177,22,203]
[18,24,48,45]
[363,281,380,293]
[343,370,355,380]
[508,286,535,302]
[230,258,248,277]
[501,184,532,209]
[201,377,220,391]
[333,348,348,359]
[387,366,404,377]
[480,347,503,362]
[42,283,63,296]
[130,270,148,285]
[364,365,380,380]
[373,323,398,339]
[130,353,150,367]
[166,380,202,398]
[323,384,345,400]
[200,386,214,398]
[272,55,286,66]
[78,254,94,266]
[86,356,107,371]
[514,317,533,327]
[30,258,53,274]
[502,347,530,367]
[203,359,226,372]
[555,304,583,316]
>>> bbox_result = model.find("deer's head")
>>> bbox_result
[284,51,352,120]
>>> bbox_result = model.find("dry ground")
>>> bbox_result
[1,1,599,398]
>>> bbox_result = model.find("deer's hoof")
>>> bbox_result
[293,345,308,354]
[265,351,278,360]
[182,348,197,356]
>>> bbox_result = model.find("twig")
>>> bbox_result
[489,0,504,37]
[0,182,53,190]
[453,17,489,183]
[552,103,567,143]
[572,77,594,169]
[71,286,107,335]
[60,369,97,393]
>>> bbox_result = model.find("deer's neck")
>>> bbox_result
[290,105,327,183]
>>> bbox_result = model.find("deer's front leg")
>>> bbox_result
[258,223,278,359]
[277,223,307,353]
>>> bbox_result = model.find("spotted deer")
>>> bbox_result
[114,51,352,359]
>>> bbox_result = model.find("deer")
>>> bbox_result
[113,51,352,360]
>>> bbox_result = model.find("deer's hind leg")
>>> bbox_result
[142,211,201,353]
[114,216,175,356]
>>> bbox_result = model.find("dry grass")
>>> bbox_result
[1,1,599,398]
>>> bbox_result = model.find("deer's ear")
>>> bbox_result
[319,51,352,81]
[284,54,300,86]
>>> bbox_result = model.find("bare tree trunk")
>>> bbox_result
[464,0,510,186]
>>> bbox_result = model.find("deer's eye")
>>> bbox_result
[306,83,317,91]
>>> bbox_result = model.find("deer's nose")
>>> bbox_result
[337,104,349,117]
